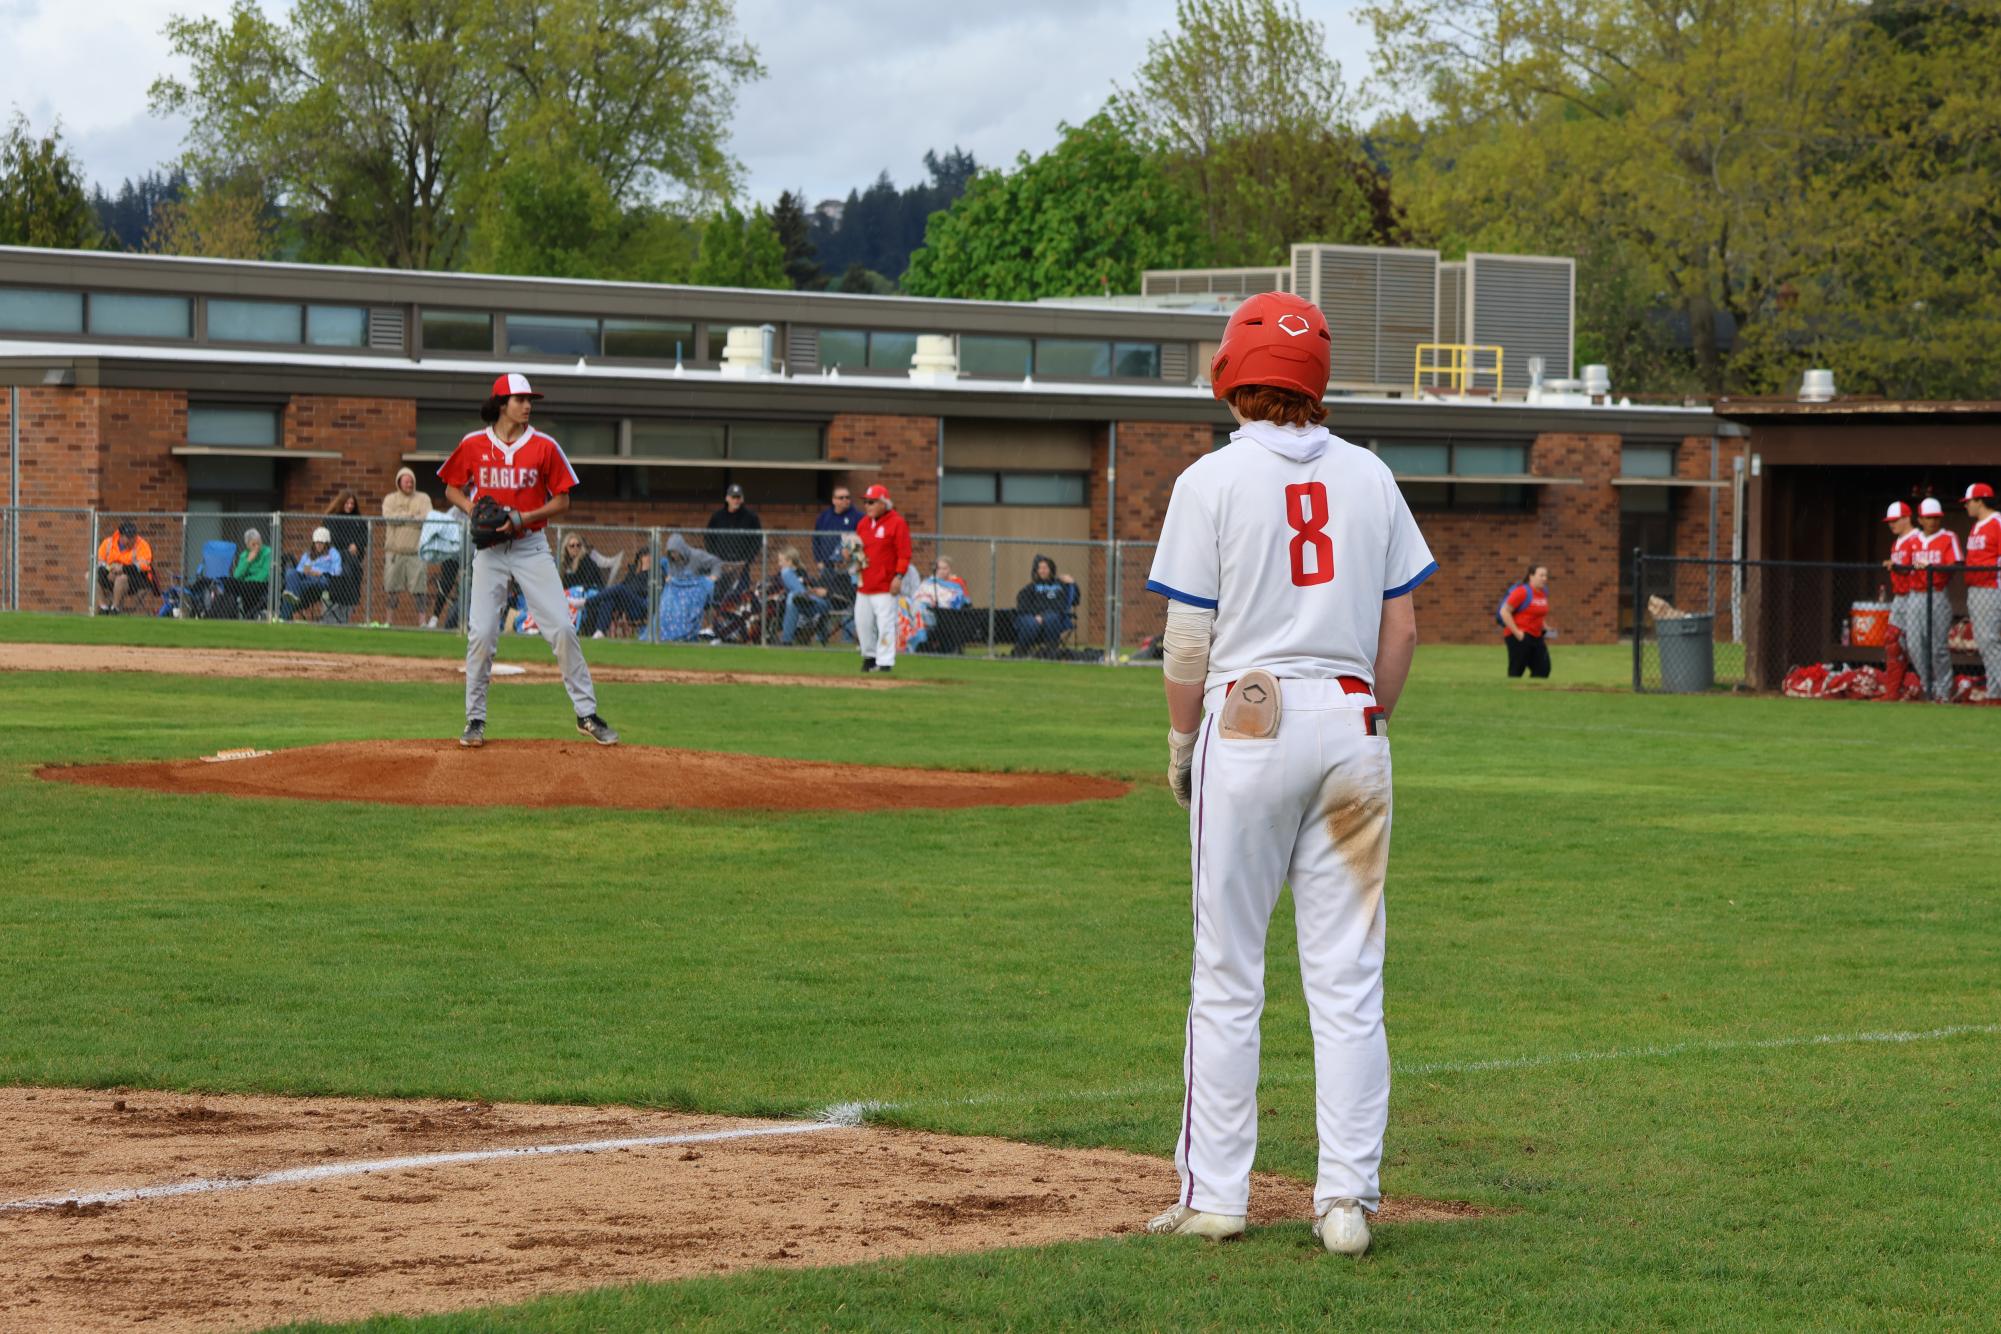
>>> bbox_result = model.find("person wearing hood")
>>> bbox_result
[1013,553,1078,657]
[664,531,723,581]
[1140,291,1434,1258]
[381,466,433,623]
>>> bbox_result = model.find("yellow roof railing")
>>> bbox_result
[1415,343,1503,397]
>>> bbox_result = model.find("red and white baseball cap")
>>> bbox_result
[1919,497,1945,518]
[863,484,892,501]
[1883,502,1912,523]
[1962,482,1994,504]
[489,372,543,400]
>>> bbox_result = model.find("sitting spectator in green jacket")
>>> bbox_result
[226,528,273,619]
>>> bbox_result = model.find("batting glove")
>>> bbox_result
[1168,727,1198,810]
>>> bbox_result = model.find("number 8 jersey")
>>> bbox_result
[1146,420,1437,690]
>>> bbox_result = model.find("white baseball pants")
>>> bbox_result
[856,591,897,667]
[1968,587,2001,692]
[1175,678,1392,1219]
[465,530,597,721]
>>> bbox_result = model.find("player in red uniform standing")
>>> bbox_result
[438,373,618,747]
[1498,564,1551,678]
[1911,497,1963,701]
[854,483,911,673]
[1963,483,2000,695]
[1882,502,1923,700]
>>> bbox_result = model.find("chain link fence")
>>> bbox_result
[1633,554,1998,702]
[0,506,1191,667]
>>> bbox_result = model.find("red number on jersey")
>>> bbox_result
[1284,482,1334,586]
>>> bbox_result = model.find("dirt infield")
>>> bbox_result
[40,740,1131,812]
[0,1087,1485,1332]
[0,642,905,689]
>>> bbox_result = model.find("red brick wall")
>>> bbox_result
[282,396,417,513]
[1671,432,1744,563]
[1098,420,1212,542]
[97,390,187,513]
[827,414,937,529]
[1412,433,1623,645]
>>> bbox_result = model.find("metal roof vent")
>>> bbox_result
[1583,364,1611,398]
[1799,369,1836,402]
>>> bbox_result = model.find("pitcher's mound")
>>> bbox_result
[39,740,1130,812]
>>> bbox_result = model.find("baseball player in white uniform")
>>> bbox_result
[439,373,618,748]
[1143,292,1435,1256]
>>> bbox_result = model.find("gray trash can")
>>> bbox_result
[1656,614,1715,693]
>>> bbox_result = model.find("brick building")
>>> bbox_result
[0,247,1730,643]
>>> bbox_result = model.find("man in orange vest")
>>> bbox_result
[96,520,155,615]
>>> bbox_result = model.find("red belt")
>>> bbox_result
[1225,674,1371,696]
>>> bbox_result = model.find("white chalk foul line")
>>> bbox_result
[0,1119,850,1214]
[831,1022,2001,1120]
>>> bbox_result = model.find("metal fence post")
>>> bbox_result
[268,511,282,621]
[457,515,470,636]
[986,539,997,657]
[86,510,100,614]
[1631,547,1644,693]
[1104,541,1118,665]
[647,526,662,642]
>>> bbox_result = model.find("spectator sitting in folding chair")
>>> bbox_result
[1013,553,1078,657]
[775,547,830,645]
[656,564,714,642]
[96,521,156,615]
[187,539,238,618]
[226,528,273,619]
[282,527,343,621]
[583,547,653,639]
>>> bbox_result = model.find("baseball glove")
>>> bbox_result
[470,495,520,549]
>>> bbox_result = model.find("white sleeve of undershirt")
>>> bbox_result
[1162,599,1216,685]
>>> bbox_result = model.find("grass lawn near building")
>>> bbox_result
[0,614,1994,1328]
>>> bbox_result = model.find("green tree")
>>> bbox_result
[1362,0,1877,395]
[903,112,1204,301]
[691,202,787,289]
[0,116,103,250]
[146,178,276,260]
[770,189,822,289]
[1117,0,1388,264]
[151,0,760,271]
[466,155,697,282]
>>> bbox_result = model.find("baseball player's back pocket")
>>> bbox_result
[1218,669,1281,740]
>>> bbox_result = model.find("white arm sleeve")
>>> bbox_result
[1162,600,1216,685]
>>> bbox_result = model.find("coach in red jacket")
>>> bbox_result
[855,483,912,673]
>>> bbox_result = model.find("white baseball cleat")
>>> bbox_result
[1145,1204,1246,1241]
[1313,1198,1371,1256]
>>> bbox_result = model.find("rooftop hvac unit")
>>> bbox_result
[1139,266,1290,298]
[1436,262,1466,347]
[1290,244,1440,390]
[1465,253,1574,393]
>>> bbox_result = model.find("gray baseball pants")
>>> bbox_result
[465,529,597,722]
[1968,586,2001,693]
[1911,590,1955,701]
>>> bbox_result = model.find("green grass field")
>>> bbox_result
[2,613,1997,1330]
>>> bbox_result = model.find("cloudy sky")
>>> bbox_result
[5,0,1375,206]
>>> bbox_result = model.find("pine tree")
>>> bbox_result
[770,190,822,289]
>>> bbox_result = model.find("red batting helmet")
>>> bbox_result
[1209,292,1331,402]
[863,484,891,502]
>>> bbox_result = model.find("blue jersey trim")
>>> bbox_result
[1145,578,1219,610]
[1383,561,1438,601]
